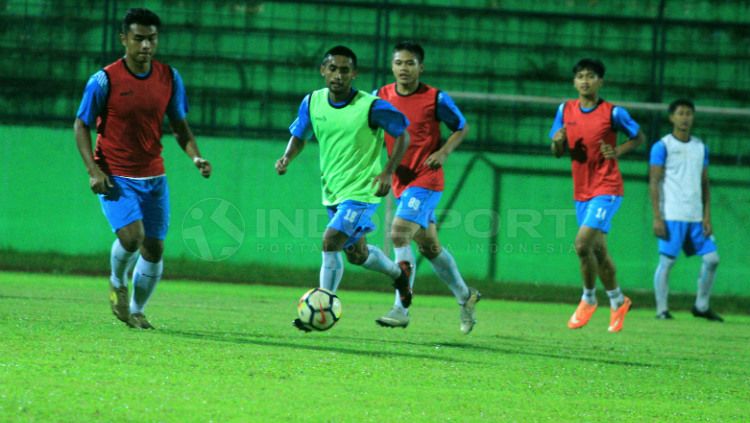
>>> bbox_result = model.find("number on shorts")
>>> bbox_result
[343,209,358,223]
[407,197,421,210]
[595,207,607,220]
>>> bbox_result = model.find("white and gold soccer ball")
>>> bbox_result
[296,288,342,331]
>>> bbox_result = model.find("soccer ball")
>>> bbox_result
[297,288,342,331]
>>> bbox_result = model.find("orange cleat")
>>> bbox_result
[568,300,597,329]
[608,296,632,333]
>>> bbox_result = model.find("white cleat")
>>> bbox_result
[460,288,481,334]
[375,308,410,328]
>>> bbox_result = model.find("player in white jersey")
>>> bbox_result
[649,99,722,322]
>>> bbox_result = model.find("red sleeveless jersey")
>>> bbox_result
[95,59,173,177]
[377,83,443,198]
[563,99,624,201]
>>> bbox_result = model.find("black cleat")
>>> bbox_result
[293,318,313,332]
[392,261,413,308]
[691,306,724,322]
[655,310,674,320]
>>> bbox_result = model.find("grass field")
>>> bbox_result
[1,271,749,422]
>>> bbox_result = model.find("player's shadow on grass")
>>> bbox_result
[161,329,655,368]
[160,329,487,365]
[323,334,657,368]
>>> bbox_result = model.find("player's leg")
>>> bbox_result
[585,195,631,332]
[321,227,347,292]
[348,235,412,308]
[417,224,480,334]
[390,217,419,301]
[372,217,419,328]
[689,222,722,321]
[129,176,169,329]
[654,221,681,319]
[653,255,676,319]
[99,176,145,327]
[568,224,600,328]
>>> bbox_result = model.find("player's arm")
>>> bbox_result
[74,71,112,194]
[168,68,211,178]
[74,119,112,194]
[425,92,468,169]
[606,106,644,159]
[701,167,712,236]
[549,103,566,158]
[277,95,312,175]
[370,99,410,197]
[276,136,305,176]
[171,119,211,178]
[649,164,666,238]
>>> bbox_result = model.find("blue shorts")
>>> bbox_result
[659,220,717,257]
[99,176,170,240]
[326,200,379,249]
[395,187,442,229]
[575,195,622,234]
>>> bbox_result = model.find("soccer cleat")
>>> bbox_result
[691,306,724,322]
[293,318,313,332]
[375,308,410,328]
[656,310,674,320]
[130,313,155,329]
[608,296,632,333]
[567,300,597,329]
[392,261,413,308]
[109,285,134,327]
[460,288,482,334]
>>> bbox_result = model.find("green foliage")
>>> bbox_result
[1,271,749,421]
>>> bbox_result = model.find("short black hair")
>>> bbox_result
[393,41,425,63]
[572,58,605,78]
[668,98,695,114]
[121,8,161,34]
[322,45,357,68]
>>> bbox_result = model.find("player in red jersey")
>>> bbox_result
[549,58,644,332]
[74,8,212,329]
[375,42,480,334]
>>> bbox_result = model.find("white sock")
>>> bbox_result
[361,245,400,278]
[320,251,344,292]
[606,287,625,309]
[695,252,719,312]
[392,245,416,311]
[654,254,675,314]
[429,249,470,305]
[582,288,597,305]
[110,239,138,289]
[130,257,163,314]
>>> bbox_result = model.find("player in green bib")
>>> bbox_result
[275,46,413,331]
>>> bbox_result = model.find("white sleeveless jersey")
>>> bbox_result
[655,134,707,222]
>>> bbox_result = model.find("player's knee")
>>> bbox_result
[117,232,144,252]
[703,252,719,270]
[390,228,411,248]
[574,238,593,257]
[418,242,441,260]
[345,249,367,265]
[140,239,164,262]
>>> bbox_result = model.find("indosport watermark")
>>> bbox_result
[181,198,246,261]
[252,207,578,255]
[181,203,579,260]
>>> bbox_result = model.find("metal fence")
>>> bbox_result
[1,0,748,163]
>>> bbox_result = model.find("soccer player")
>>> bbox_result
[275,46,412,332]
[74,8,212,329]
[649,99,722,322]
[549,58,644,333]
[374,41,480,334]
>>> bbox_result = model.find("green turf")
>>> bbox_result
[1,271,749,422]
